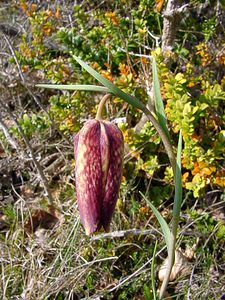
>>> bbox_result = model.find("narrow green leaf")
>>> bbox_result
[36,84,109,93]
[173,130,183,218]
[151,241,158,300]
[144,284,153,300]
[140,192,171,253]
[72,55,148,113]
[152,57,171,141]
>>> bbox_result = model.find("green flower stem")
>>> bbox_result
[143,111,181,299]
[95,94,111,120]
[159,217,178,300]
[143,107,176,175]
[159,131,182,299]
[132,101,179,300]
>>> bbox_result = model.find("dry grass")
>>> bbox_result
[0,180,224,299]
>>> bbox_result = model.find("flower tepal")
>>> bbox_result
[74,119,124,235]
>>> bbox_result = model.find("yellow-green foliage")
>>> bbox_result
[154,50,225,197]
[15,1,225,200]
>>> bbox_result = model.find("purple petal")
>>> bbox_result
[100,123,110,192]
[101,121,124,231]
[75,120,103,235]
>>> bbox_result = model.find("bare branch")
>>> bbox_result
[0,99,55,207]
[0,116,19,150]
[3,34,72,146]
[162,0,189,53]
[91,228,160,241]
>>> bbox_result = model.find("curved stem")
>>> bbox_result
[142,107,179,299]
[159,131,182,299]
[159,217,179,299]
[142,106,176,175]
[95,94,111,120]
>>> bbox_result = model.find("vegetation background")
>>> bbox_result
[0,0,224,299]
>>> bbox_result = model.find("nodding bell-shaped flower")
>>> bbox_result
[74,118,124,235]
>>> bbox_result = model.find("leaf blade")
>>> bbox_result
[152,57,171,141]
[141,191,171,252]
[173,130,183,218]
[72,55,148,113]
[36,84,110,93]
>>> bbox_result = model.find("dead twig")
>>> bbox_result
[3,34,72,146]
[0,98,55,207]
[91,228,159,241]
[0,115,19,151]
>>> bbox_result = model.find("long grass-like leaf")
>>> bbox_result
[158,131,182,300]
[152,57,170,141]
[173,130,183,218]
[72,55,148,113]
[36,84,109,93]
[151,240,158,300]
[144,284,153,300]
[140,192,171,253]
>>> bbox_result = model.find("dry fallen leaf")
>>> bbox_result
[24,207,59,234]
[0,213,7,231]
[184,244,196,260]
[158,250,191,282]
[0,147,7,158]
